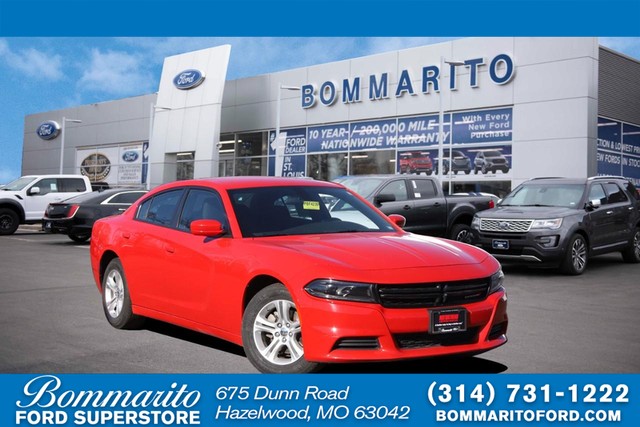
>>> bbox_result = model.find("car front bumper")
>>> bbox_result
[472,228,568,265]
[298,289,507,363]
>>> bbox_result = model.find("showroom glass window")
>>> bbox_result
[307,153,348,181]
[349,150,395,175]
[176,153,195,181]
[236,132,268,176]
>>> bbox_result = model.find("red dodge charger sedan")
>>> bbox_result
[90,177,507,373]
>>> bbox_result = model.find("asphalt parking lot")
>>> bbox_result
[1,228,639,374]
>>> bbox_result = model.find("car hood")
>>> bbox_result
[252,232,488,271]
[479,205,579,219]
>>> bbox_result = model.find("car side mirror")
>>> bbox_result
[388,214,406,228]
[586,199,601,211]
[28,186,40,195]
[190,219,225,237]
[374,193,396,205]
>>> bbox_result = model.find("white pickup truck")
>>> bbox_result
[0,175,93,235]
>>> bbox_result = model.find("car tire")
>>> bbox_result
[426,170,433,176]
[102,258,144,329]
[481,165,488,174]
[621,228,640,263]
[450,223,473,244]
[0,208,19,236]
[474,167,479,174]
[69,233,90,243]
[560,234,588,275]
[242,284,320,374]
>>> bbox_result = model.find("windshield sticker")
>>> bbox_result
[303,201,320,210]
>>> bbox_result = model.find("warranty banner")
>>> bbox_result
[1,374,637,426]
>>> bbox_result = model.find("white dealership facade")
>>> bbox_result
[22,37,640,196]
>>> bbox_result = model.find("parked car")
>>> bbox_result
[399,151,433,175]
[334,175,495,242]
[0,174,93,235]
[471,176,640,274]
[43,189,147,242]
[435,149,472,175]
[90,177,508,373]
[473,150,510,174]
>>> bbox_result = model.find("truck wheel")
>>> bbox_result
[450,224,473,244]
[0,208,19,235]
[621,228,640,263]
[69,233,90,243]
[464,169,471,175]
[560,234,588,275]
[481,165,488,174]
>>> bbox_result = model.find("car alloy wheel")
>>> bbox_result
[622,228,640,263]
[105,268,125,319]
[101,258,144,329]
[561,234,587,275]
[253,299,303,365]
[242,284,320,373]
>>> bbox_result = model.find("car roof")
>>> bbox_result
[150,177,343,193]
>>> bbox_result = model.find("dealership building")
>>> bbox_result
[22,37,640,197]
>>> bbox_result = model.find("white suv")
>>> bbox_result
[0,175,93,235]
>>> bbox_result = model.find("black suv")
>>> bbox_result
[471,176,640,274]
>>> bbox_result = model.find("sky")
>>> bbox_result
[1,36,640,184]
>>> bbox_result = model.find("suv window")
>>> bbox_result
[604,183,628,204]
[588,184,607,205]
[379,180,409,202]
[411,179,437,199]
[177,189,227,232]
[136,189,185,227]
[59,178,88,192]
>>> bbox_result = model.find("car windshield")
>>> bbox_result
[2,177,36,191]
[501,183,585,208]
[484,151,502,157]
[332,177,385,199]
[228,186,396,237]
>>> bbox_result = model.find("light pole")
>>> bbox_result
[59,117,82,174]
[436,58,465,194]
[147,103,171,189]
[275,84,300,177]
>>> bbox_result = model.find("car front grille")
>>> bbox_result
[394,328,479,349]
[377,278,490,309]
[480,218,533,233]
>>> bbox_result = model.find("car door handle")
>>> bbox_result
[403,205,411,210]
[164,245,175,254]
[606,211,614,215]
[122,232,130,239]
[118,208,126,212]
[629,207,635,211]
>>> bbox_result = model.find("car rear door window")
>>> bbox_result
[604,183,628,204]
[410,179,437,199]
[59,178,88,192]
[136,189,185,227]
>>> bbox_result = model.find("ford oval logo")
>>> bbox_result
[173,69,205,90]
[36,121,61,140]
[122,151,139,163]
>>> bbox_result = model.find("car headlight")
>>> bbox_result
[304,279,376,303]
[471,216,481,229]
[530,218,563,230]
[489,269,505,294]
